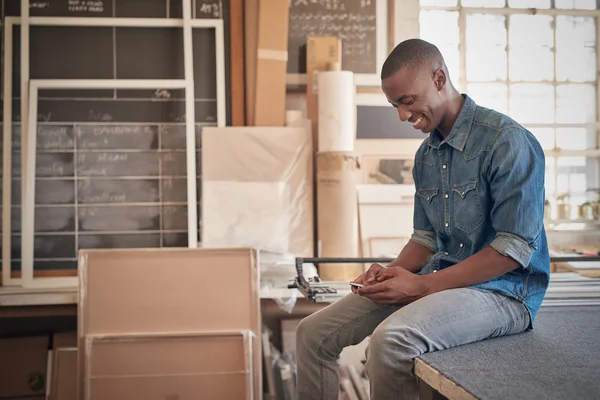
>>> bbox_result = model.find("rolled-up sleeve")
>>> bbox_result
[486,127,546,269]
[410,229,438,253]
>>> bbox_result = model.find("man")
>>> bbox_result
[295,38,550,400]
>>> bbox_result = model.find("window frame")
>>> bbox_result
[418,2,600,221]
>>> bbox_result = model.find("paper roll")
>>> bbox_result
[316,151,362,281]
[317,70,356,152]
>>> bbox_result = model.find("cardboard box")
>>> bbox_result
[53,331,77,349]
[254,0,289,126]
[84,331,253,400]
[49,347,77,400]
[77,247,262,400]
[306,37,343,151]
[0,335,49,399]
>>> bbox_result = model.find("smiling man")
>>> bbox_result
[295,39,551,400]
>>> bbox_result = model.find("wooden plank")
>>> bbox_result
[414,358,477,400]
[561,261,600,278]
[229,0,245,126]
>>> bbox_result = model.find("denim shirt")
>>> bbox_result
[411,94,550,324]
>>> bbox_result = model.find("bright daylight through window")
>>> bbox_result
[419,0,600,233]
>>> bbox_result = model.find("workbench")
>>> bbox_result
[415,305,600,400]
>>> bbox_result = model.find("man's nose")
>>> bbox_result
[398,108,412,122]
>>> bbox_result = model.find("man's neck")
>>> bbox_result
[437,90,464,139]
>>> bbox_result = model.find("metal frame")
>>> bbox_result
[2,8,226,288]
[286,0,389,87]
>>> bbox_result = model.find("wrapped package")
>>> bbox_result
[201,126,314,257]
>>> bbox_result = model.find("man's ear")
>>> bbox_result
[433,68,446,91]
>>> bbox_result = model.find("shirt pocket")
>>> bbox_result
[453,181,485,233]
[416,187,441,230]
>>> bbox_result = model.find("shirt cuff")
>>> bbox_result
[489,232,533,269]
[410,230,438,254]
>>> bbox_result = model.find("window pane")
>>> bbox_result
[420,11,460,83]
[508,0,550,8]
[466,14,507,81]
[420,0,457,5]
[545,156,556,195]
[556,0,596,9]
[556,84,596,124]
[556,16,596,82]
[467,83,508,115]
[509,15,554,81]
[529,128,555,150]
[462,0,505,6]
[556,128,591,150]
[558,156,586,167]
[509,83,554,124]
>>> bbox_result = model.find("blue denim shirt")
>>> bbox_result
[411,94,550,324]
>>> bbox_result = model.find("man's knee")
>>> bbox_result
[366,322,423,370]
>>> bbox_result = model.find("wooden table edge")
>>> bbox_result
[414,357,478,400]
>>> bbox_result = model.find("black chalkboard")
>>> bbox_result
[288,0,379,75]
[357,106,425,140]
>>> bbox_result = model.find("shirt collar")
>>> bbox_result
[427,94,476,152]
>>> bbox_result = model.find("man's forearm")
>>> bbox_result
[387,240,433,273]
[422,246,520,295]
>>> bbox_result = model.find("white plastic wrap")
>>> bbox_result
[201,124,314,257]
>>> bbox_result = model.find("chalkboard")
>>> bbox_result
[357,106,425,140]
[0,122,202,273]
[1,0,230,275]
[287,0,382,75]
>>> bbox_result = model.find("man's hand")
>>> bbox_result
[356,267,431,305]
[350,263,388,294]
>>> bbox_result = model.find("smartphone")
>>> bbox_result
[349,282,364,288]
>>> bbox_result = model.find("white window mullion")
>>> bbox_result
[459,9,467,93]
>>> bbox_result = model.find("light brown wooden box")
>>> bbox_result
[84,331,253,400]
[49,347,77,400]
[77,247,262,400]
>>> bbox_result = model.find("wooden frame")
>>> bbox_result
[229,0,245,125]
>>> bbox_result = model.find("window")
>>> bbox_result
[419,1,600,226]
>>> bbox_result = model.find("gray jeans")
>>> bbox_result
[295,287,531,400]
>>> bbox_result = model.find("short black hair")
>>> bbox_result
[380,38,446,80]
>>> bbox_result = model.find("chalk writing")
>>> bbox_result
[68,0,104,13]
[75,125,158,150]
[31,1,50,9]
[197,0,222,18]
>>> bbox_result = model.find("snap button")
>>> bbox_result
[445,222,449,227]
[460,243,464,248]
[433,270,438,273]
[461,191,465,196]
[426,196,430,201]
[442,164,447,169]
[444,252,449,255]
[444,193,449,199]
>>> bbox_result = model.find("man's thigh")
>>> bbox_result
[298,292,399,351]
[371,287,531,355]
